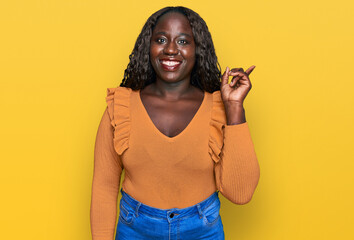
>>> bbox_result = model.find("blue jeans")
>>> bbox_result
[115,188,225,240]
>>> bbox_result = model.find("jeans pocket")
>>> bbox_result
[118,198,136,225]
[202,197,221,226]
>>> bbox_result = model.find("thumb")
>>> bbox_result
[221,66,230,87]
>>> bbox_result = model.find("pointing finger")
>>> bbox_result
[245,65,256,75]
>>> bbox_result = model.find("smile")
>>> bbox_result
[160,60,182,71]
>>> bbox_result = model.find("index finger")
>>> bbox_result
[245,65,256,75]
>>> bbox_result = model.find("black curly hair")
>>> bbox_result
[119,6,222,93]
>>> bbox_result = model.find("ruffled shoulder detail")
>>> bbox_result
[105,86,132,156]
[208,90,227,163]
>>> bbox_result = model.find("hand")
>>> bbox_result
[220,65,255,105]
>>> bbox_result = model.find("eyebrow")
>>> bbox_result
[155,31,192,38]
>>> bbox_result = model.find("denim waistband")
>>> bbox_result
[120,188,219,220]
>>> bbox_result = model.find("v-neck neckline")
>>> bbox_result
[136,89,207,142]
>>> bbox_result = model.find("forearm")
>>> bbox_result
[91,175,120,240]
[90,108,123,239]
[217,122,260,204]
[216,103,260,204]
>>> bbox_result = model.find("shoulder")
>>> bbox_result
[106,86,132,99]
[210,90,227,124]
[104,86,132,155]
[105,86,132,126]
[211,90,222,101]
[208,90,227,163]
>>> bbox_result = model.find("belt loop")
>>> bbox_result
[135,202,141,218]
[196,204,203,219]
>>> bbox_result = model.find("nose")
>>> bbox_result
[164,41,179,55]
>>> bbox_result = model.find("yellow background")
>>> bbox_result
[1,0,353,239]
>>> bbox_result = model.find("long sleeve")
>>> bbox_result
[214,122,260,205]
[90,107,124,240]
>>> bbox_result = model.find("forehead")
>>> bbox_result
[153,12,193,34]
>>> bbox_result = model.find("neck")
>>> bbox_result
[150,81,194,101]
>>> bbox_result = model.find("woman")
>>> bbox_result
[90,6,260,240]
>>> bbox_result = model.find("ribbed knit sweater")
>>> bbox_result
[90,86,260,240]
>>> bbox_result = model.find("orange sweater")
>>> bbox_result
[90,86,260,240]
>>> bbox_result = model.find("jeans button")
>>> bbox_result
[170,213,174,218]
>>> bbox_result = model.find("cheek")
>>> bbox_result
[149,48,155,58]
[182,47,196,61]
[149,44,158,56]
[149,50,158,65]
[184,51,196,67]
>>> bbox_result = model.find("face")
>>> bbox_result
[149,12,196,84]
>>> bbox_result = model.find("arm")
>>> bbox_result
[215,103,260,205]
[90,108,124,240]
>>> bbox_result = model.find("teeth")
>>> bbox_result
[161,60,181,66]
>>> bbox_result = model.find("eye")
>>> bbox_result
[156,38,166,43]
[178,39,188,45]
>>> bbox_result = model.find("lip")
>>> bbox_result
[159,59,183,71]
